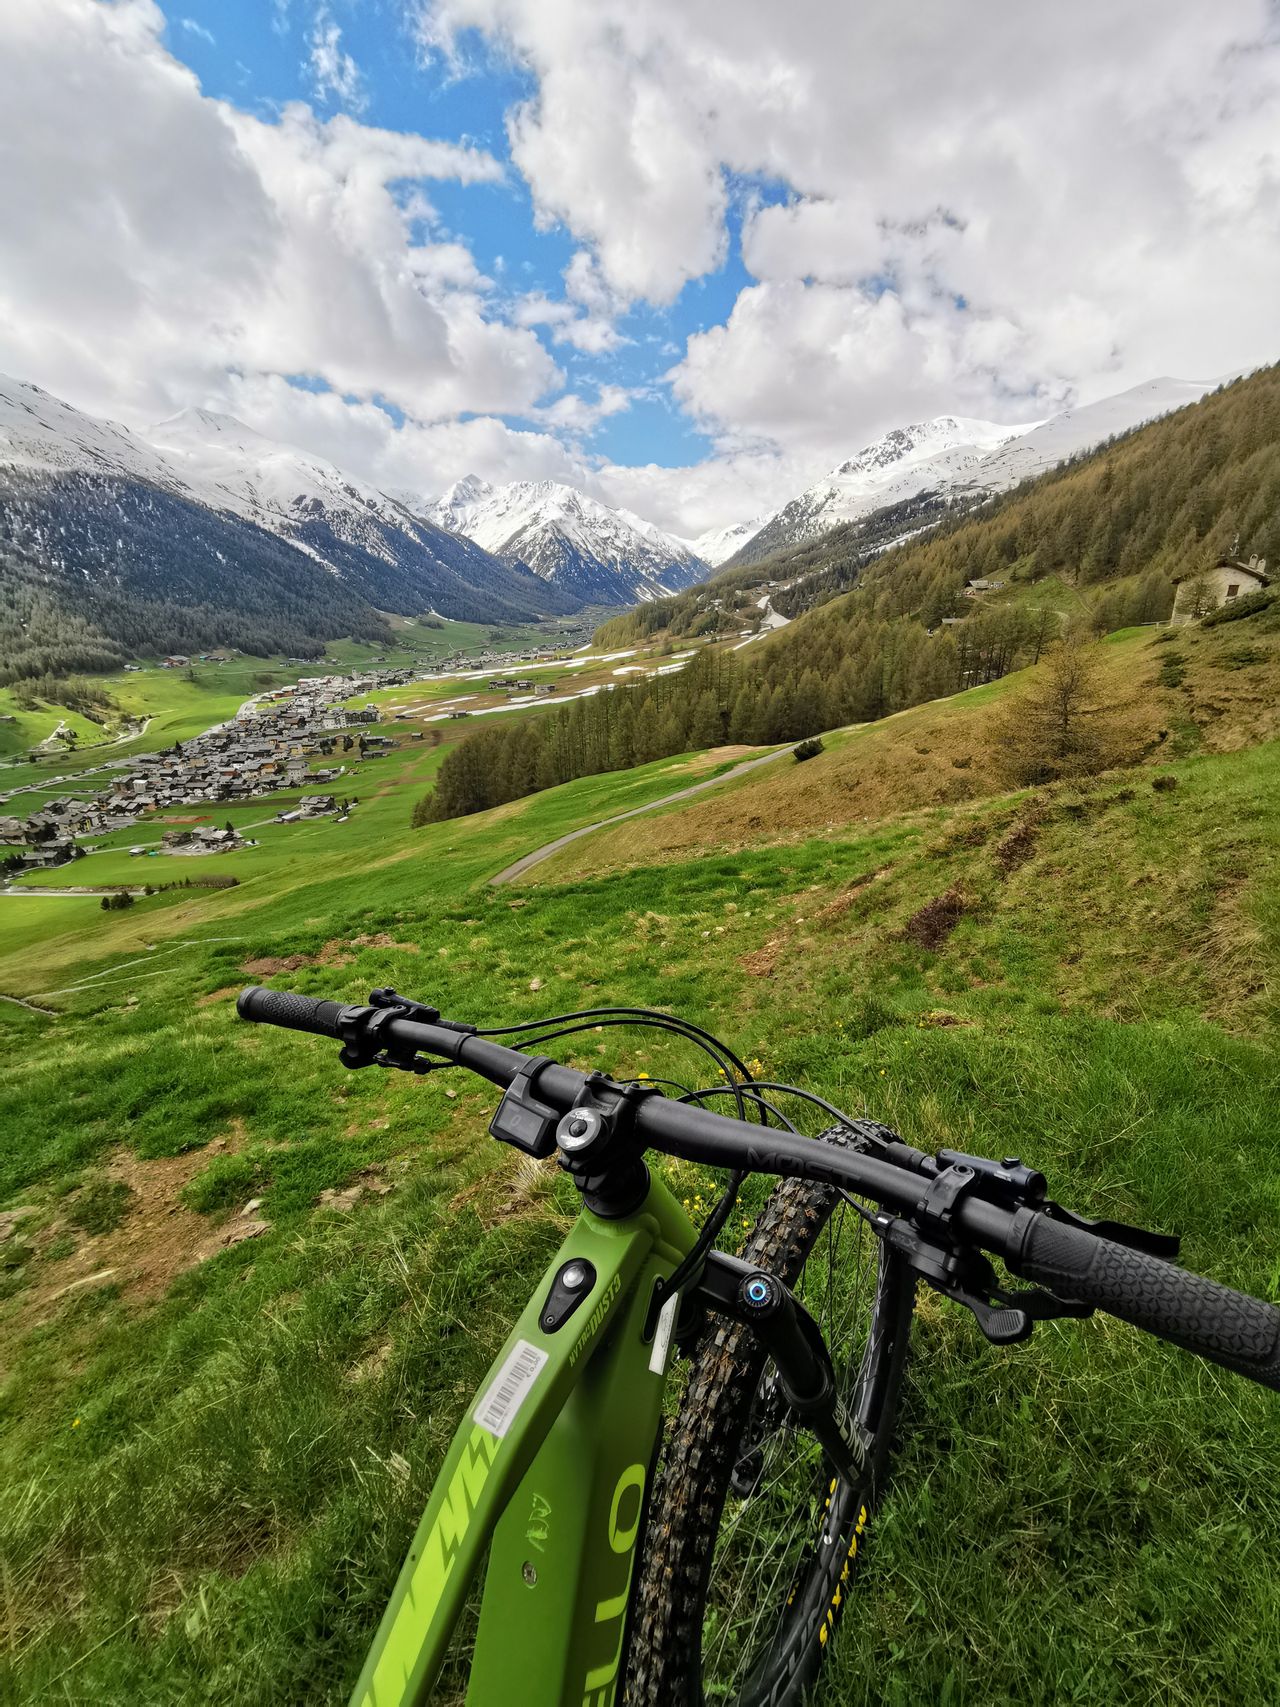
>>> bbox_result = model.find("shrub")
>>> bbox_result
[793,737,825,763]
[845,994,899,1039]
[1201,590,1273,627]
[1157,655,1186,688]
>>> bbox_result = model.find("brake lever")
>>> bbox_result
[1042,1202,1180,1262]
[876,1215,1094,1347]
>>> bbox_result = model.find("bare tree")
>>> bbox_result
[993,630,1128,785]
[1174,573,1216,622]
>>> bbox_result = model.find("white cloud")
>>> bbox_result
[0,0,560,441]
[536,383,631,433]
[6,0,1280,547]
[179,17,214,45]
[591,449,813,543]
[308,6,365,111]
[421,0,1280,515]
[510,248,630,353]
[216,370,589,500]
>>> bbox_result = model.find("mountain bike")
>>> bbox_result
[236,986,1280,1707]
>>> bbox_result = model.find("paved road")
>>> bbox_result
[489,746,792,887]
[0,884,149,898]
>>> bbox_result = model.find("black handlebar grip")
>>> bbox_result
[1018,1215,1280,1391]
[236,986,349,1038]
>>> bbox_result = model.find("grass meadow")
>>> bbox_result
[1,618,1279,1703]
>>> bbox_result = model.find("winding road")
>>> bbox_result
[488,745,792,886]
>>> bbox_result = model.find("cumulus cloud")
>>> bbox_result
[511,248,630,353]
[6,0,1280,544]
[421,0,1280,509]
[215,371,588,499]
[591,448,815,544]
[536,384,631,434]
[0,0,567,479]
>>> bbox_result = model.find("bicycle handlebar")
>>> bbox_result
[1013,1213,1280,1389]
[236,988,1280,1392]
[237,986,350,1038]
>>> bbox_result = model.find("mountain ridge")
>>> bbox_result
[428,473,707,605]
[723,377,1228,568]
[0,375,575,679]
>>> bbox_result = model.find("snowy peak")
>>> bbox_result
[0,373,180,487]
[735,414,1030,564]
[445,472,495,504]
[427,476,708,605]
[149,407,276,457]
[832,415,1021,478]
[691,517,764,568]
[146,406,392,524]
[725,377,1227,567]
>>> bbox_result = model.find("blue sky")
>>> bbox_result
[157,0,761,471]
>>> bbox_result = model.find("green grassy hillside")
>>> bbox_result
[2,607,1278,1702]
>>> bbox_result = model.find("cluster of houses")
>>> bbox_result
[157,825,246,856]
[0,805,85,872]
[0,669,405,876]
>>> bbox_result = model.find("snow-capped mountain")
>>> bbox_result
[0,374,180,487]
[726,377,1229,568]
[429,476,708,605]
[960,377,1228,495]
[0,375,387,665]
[145,408,575,622]
[732,417,1029,565]
[0,375,575,633]
[690,517,763,568]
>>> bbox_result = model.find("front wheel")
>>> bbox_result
[626,1130,915,1707]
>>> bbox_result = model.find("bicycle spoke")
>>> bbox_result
[697,1182,883,1699]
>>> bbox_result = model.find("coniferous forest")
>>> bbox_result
[420,367,1280,822]
[596,365,1280,649]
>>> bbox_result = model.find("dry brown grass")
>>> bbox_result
[527,620,1280,886]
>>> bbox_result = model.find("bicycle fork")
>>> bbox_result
[688,1251,866,1485]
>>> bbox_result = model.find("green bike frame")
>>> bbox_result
[350,1170,697,1707]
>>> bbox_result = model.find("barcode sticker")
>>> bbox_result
[473,1339,549,1438]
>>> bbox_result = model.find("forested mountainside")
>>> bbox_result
[596,366,1279,651]
[423,366,1279,820]
[0,378,575,684]
[596,487,964,649]
[0,470,388,685]
[145,407,578,625]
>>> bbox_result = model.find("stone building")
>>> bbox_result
[1171,555,1269,623]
